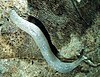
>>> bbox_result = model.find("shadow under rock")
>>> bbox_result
[27,16,59,57]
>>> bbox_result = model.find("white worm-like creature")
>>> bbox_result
[9,10,86,73]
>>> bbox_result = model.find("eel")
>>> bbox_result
[9,10,86,73]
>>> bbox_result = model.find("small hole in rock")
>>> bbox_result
[0,24,3,26]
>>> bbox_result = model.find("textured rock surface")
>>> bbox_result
[0,0,100,77]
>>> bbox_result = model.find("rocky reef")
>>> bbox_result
[0,0,100,77]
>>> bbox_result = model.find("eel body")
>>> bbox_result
[9,10,85,73]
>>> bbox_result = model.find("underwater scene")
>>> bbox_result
[0,0,100,77]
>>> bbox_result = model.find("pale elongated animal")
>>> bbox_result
[9,10,86,73]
